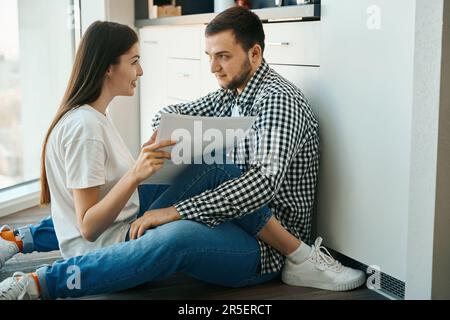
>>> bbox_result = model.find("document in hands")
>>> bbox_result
[142,113,257,185]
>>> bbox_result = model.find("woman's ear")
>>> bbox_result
[105,66,112,79]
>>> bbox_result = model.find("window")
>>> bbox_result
[0,0,75,190]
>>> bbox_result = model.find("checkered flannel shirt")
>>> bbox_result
[151,60,319,274]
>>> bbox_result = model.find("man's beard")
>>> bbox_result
[222,58,252,91]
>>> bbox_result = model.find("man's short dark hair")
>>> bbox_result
[205,6,265,53]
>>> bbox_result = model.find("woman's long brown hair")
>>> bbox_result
[40,21,138,206]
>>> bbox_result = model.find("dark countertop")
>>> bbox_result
[136,4,320,28]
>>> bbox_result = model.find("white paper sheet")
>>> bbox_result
[141,113,257,185]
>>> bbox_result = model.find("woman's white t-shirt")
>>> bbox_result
[45,105,139,259]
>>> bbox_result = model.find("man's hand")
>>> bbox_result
[129,206,181,239]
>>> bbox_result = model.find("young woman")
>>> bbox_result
[0,19,364,300]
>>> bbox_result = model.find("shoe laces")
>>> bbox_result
[0,272,30,300]
[309,237,343,272]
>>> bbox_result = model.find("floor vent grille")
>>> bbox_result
[327,248,405,300]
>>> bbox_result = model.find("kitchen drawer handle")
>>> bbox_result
[266,42,290,46]
[143,40,158,45]
[177,73,191,78]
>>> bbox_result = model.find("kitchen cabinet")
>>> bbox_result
[139,26,168,143]
[270,64,320,109]
[263,21,321,109]
[139,21,321,146]
[167,58,202,101]
[264,21,320,66]
[166,25,203,59]
[139,24,204,143]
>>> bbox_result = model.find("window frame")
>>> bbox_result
[0,0,81,216]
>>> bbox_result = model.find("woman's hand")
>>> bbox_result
[129,206,181,239]
[141,129,158,148]
[129,131,176,184]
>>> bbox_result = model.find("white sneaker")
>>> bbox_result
[0,225,19,270]
[281,237,366,291]
[0,272,40,300]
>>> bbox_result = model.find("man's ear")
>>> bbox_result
[249,44,262,63]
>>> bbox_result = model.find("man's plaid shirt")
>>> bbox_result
[151,60,319,274]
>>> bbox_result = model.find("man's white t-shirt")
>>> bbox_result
[231,103,240,117]
[45,105,139,258]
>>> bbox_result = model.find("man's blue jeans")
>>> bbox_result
[30,162,279,299]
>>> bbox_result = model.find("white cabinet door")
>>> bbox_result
[200,60,219,95]
[270,64,320,111]
[167,58,202,101]
[166,98,188,106]
[200,24,220,95]
[264,21,320,66]
[167,25,203,60]
[139,27,168,145]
